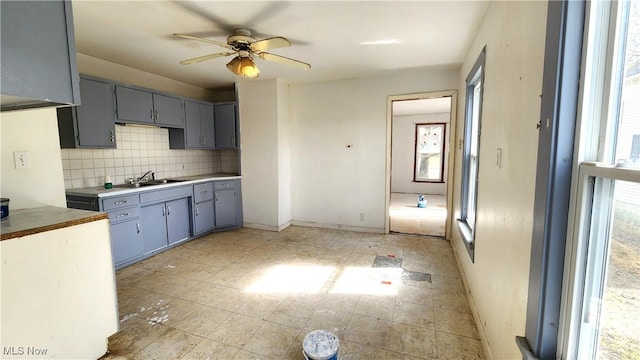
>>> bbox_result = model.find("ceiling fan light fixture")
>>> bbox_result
[226,56,260,78]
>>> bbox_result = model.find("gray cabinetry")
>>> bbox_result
[170,100,215,149]
[214,180,242,228]
[101,194,143,268]
[214,103,238,149]
[115,86,184,128]
[140,186,192,254]
[193,183,215,235]
[1,0,80,111]
[166,198,191,244]
[58,77,116,148]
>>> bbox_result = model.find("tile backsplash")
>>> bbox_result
[62,124,239,189]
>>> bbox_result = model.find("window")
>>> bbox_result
[458,48,485,261]
[560,1,640,359]
[414,123,446,182]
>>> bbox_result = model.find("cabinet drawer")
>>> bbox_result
[194,183,214,203]
[214,181,236,190]
[108,207,140,223]
[139,185,192,204]
[102,195,140,211]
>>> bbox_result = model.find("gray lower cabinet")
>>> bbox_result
[111,217,143,264]
[214,180,242,228]
[58,77,116,148]
[141,197,191,253]
[193,182,215,235]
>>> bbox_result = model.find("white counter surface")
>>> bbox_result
[65,173,241,198]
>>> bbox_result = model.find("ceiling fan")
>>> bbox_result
[174,29,311,78]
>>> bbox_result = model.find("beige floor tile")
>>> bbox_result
[354,295,396,321]
[304,308,353,341]
[395,282,433,306]
[231,350,269,360]
[345,314,392,349]
[388,323,437,358]
[242,321,300,358]
[436,331,485,359]
[107,317,171,358]
[117,287,174,322]
[235,293,284,320]
[207,313,265,348]
[180,339,241,359]
[435,309,480,339]
[267,296,318,328]
[134,328,202,360]
[173,305,232,338]
[392,301,435,328]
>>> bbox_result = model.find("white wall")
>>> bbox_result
[391,113,450,195]
[277,79,292,228]
[0,108,66,209]
[237,80,280,230]
[450,2,547,359]
[289,67,459,232]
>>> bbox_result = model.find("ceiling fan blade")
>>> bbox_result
[250,37,291,52]
[173,33,231,50]
[180,52,235,65]
[258,52,311,69]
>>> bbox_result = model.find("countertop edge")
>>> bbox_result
[65,175,242,198]
[1,207,108,241]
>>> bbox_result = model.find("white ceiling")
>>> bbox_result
[71,1,488,90]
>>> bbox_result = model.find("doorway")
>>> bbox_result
[385,91,457,238]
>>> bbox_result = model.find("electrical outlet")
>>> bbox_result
[13,151,31,169]
[360,213,365,221]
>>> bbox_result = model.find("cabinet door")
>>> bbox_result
[184,100,202,148]
[115,86,154,124]
[194,200,215,235]
[76,78,116,148]
[215,190,236,227]
[110,219,143,264]
[166,198,191,244]
[141,203,168,253]
[214,103,237,149]
[200,103,216,149]
[153,94,183,128]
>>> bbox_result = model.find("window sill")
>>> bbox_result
[456,219,475,262]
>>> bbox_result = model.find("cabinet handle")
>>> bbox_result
[136,223,140,234]
[162,206,166,216]
[201,190,208,194]
[155,110,159,120]
[195,206,199,216]
[215,193,219,202]
[114,200,128,205]
[167,206,171,215]
[150,108,154,120]
[110,130,115,143]
[115,212,130,218]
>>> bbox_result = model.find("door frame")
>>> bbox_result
[385,90,458,238]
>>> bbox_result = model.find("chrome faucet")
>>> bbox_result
[136,170,154,182]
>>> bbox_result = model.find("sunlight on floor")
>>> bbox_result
[330,266,401,296]
[245,265,335,294]
[245,265,401,296]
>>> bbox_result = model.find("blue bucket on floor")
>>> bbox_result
[303,330,339,360]
[417,195,427,208]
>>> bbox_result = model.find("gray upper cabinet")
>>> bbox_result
[1,1,80,111]
[214,103,238,149]
[170,100,215,149]
[115,86,184,128]
[58,77,116,148]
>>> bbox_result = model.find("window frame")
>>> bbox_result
[457,47,486,262]
[413,122,446,183]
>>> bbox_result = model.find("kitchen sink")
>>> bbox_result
[112,179,185,189]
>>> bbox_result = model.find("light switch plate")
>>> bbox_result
[13,151,31,169]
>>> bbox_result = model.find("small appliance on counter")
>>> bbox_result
[1,198,9,220]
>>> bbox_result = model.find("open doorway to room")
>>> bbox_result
[386,92,456,237]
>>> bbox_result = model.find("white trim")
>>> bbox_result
[291,220,384,234]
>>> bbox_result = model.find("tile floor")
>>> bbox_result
[103,226,484,360]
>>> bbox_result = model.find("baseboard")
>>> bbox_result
[242,222,281,232]
[278,221,292,231]
[291,220,384,234]
[450,242,495,360]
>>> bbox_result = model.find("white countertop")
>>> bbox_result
[65,173,241,198]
